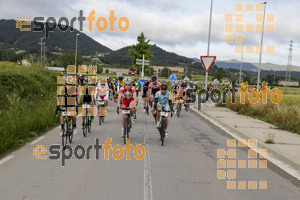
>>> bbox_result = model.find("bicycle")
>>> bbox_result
[156,109,173,146]
[184,98,190,112]
[97,100,106,125]
[122,107,132,145]
[82,103,92,137]
[177,102,182,117]
[56,109,74,149]
[145,99,149,115]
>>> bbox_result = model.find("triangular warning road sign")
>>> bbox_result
[200,56,216,72]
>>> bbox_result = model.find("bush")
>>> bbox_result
[0,62,59,157]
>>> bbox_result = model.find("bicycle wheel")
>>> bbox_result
[177,104,181,117]
[185,103,189,111]
[124,116,128,145]
[83,117,87,137]
[88,117,91,133]
[146,102,149,115]
[68,120,73,143]
[153,112,157,123]
[62,119,68,148]
[99,115,102,126]
[160,117,165,146]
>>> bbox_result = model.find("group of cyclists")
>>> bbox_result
[55,74,197,140]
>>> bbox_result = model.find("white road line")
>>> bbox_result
[0,155,14,166]
[30,136,45,145]
[144,115,153,200]
[192,106,300,181]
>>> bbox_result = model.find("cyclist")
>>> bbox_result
[148,75,161,114]
[96,78,109,117]
[153,83,174,137]
[115,76,124,101]
[187,82,196,103]
[107,77,115,101]
[142,77,150,112]
[116,77,137,138]
[55,75,78,136]
[176,82,187,112]
[131,79,139,119]
[78,77,95,129]
[171,81,180,111]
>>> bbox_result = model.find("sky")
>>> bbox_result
[1,0,300,67]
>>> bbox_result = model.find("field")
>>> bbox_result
[216,85,300,134]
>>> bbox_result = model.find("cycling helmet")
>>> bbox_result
[124,77,132,84]
[161,83,168,90]
[151,76,157,81]
[144,77,149,81]
[180,83,185,87]
[189,82,193,87]
[174,81,179,84]
[118,76,123,80]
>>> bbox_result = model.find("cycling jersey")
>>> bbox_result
[58,86,77,108]
[149,81,161,96]
[154,91,173,112]
[142,82,150,97]
[119,85,136,108]
[187,86,196,94]
[83,87,92,103]
[96,87,109,101]
[119,85,136,100]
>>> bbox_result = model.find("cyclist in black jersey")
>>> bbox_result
[142,77,150,112]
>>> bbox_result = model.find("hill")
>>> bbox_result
[0,19,111,56]
[101,44,195,67]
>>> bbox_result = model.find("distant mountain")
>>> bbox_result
[191,58,257,71]
[102,44,199,67]
[0,19,111,55]
[191,58,300,73]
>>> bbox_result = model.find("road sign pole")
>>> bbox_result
[206,0,213,91]
[142,54,144,79]
[205,72,208,91]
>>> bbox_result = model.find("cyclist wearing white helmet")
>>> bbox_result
[116,77,137,137]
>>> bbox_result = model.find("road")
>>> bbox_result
[0,99,300,200]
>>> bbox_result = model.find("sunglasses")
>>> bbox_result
[125,84,131,86]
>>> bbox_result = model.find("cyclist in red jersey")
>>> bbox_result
[116,77,137,137]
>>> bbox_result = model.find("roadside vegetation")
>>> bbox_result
[0,62,59,158]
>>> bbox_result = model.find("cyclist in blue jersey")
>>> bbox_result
[153,83,174,137]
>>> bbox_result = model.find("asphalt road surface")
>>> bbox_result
[0,100,300,200]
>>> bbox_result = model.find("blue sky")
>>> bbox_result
[1,0,300,67]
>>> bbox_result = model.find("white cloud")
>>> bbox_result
[1,0,300,66]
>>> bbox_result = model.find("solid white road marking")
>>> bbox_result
[144,115,153,200]
[30,136,45,145]
[0,155,14,166]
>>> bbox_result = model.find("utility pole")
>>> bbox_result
[285,40,293,88]
[257,2,267,89]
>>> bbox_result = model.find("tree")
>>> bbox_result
[213,67,225,82]
[59,50,83,67]
[97,64,103,74]
[243,74,251,83]
[105,69,109,74]
[129,32,154,74]
[161,67,171,77]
